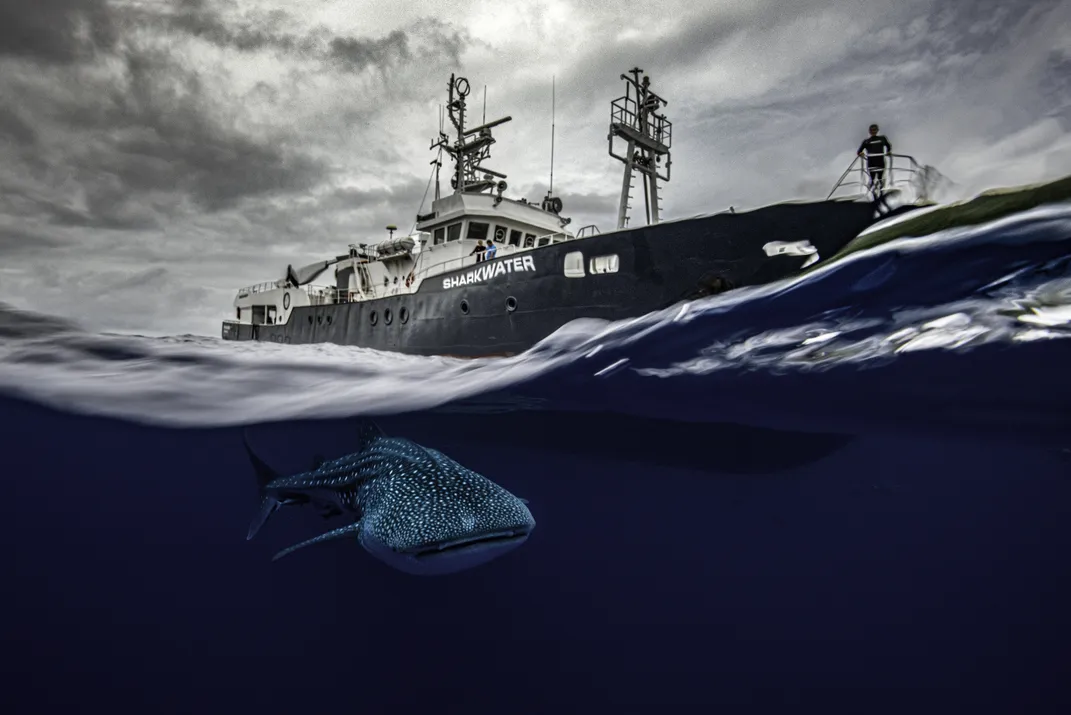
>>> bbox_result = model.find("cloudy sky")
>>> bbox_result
[0,0,1068,337]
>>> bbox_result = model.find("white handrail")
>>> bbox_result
[236,279,286,295]
[827,152,923,201]
[410,231,576,284]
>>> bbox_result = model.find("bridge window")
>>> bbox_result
[446,222,462,242]
[523,233,536,248]
[589,254,620,274]
[509,229,522,246]
[492,225,507,243]
[467,221,489,241]
[537,237,551,247]
[563,251,585,278]
[433,227,445,245]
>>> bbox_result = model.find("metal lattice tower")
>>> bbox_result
[608,68,672,229]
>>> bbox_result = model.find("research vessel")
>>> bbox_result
[221,68,926,356]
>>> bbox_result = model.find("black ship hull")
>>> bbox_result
[223,200,905,357]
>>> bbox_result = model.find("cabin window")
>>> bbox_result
[563,251,585,278]
[523,233,536,248]
[252,305,266,324]
[492,225,507,243]
[590,254,620,274]
[467,221,489,241]
[266,306,278,325]
[446,222,462,242]
[537,237,551,247]
[433,227,445,245]
[509,229,522,246]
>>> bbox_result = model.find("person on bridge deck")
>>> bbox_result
[470,240,486,262]
[484,241,498,260]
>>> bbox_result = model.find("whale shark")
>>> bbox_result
[242,421,536,575]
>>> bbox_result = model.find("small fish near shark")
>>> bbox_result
[243,420,536,576]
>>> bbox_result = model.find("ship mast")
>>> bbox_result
[608,68,672,229]
[431,74,513,197]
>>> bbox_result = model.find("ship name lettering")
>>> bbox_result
[443,255,536,290]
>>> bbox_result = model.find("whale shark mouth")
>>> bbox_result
[409,528,531,559]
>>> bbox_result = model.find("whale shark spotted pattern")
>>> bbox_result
[243,421,536,575]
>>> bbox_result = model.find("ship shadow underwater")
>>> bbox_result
[4,392,1071,713]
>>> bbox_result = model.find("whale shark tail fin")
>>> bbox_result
[242,429,283,541]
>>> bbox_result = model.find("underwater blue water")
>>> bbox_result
[3,202,1071,713]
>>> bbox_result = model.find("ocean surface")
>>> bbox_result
[4,202,1071,713]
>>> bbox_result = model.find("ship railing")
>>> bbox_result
[610,95,672,151]
[304,284,339,306]
[410,254,482,285]
[409,232,578,285]
[826,153,925,201]
[236,279,287,298]
[303,281,416,305]
[529,231,573,248]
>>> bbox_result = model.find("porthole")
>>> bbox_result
[505,296,517,312]
[308,315,313,324]
[400,306,410,324]
[317,315,323,325]
[370,310,378,326]
[282,292,291,310]
[460,299,470,315]
[384,308,393,325]
[326,315,332,325]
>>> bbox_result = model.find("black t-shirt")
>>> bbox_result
[858,134,892,167]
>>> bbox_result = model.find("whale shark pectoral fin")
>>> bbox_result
[520,498,529,504]
[271,521,363,562]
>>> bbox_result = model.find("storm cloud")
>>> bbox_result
[0,0,1067,336]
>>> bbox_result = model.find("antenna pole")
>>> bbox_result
[549,75,556,194]
[483,85,487,124]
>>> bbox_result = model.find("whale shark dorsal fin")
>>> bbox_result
[355,419,386,453]
[272,520,363,562]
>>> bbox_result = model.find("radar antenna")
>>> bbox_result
[430,74,512,196]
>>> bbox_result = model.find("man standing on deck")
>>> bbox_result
[852,123,895,215]
[858,124,892,192]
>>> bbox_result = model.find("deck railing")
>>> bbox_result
[408,230,578,286]
[238,228,584,306]
[826,153,926,201]
[236,279,286,297]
